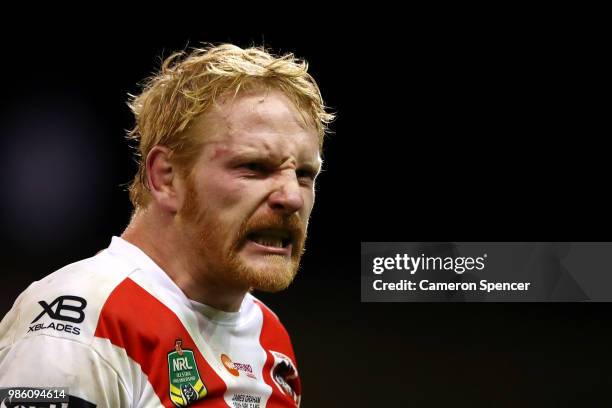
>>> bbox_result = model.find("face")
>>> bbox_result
[176,89,321,292]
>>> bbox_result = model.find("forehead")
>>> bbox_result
[191,90,320,161]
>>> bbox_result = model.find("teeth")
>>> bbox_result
[253,236,284,248]
[249,230,290,248]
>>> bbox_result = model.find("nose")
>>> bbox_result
[268,173,304,214]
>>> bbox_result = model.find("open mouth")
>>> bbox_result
[246,229,293,250]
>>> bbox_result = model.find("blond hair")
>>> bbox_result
[127,43,335,209]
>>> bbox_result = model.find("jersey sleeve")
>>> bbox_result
[0,334,131,407]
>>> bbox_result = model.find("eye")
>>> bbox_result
[244,162,266,172]
[239,162,270,176]
[296,168,317,184]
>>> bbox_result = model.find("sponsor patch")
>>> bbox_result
[221,354,256,379]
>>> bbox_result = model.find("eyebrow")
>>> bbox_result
[300,162,322,176]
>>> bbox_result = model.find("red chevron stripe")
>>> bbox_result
[94,278,229,407]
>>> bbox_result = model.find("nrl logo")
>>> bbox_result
[168,339,207,407]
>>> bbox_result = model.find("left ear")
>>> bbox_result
[145,145,184,214]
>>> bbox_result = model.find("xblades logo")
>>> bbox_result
[31,295,87,324]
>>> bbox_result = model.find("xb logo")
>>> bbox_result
[31,295,87,324]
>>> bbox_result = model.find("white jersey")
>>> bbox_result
[0,237,301,407]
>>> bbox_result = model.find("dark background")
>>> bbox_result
[1,13,609,407]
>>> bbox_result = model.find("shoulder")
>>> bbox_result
[248,294,301,404]
[0,248,136,350]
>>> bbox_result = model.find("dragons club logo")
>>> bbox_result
[270,351,301,405]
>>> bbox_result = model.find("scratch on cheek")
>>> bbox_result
[212,147,229,161]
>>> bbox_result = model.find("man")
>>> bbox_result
[0,44,333,407]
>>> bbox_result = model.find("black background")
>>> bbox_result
[0,11,609,407]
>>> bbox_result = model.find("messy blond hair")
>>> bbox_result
[127,43,335,209]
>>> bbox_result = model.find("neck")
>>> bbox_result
[121,208,248,312]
